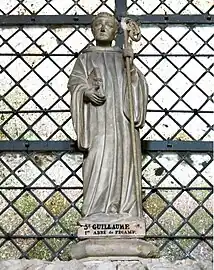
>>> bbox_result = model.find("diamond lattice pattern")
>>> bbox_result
[127,0,214,14]
[0,0,115,15]
[0,152,213,260]
[0,25,213,141]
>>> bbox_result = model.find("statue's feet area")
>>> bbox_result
[79,213,145,223]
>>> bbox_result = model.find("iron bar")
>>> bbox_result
[115,0,126,47]
[129,14,214,24]
[0,53,213,57]
[0,235,212,240]
[0,15,93,26]
[0,15,213,26]
[0,140,212,152]
[0,186,212,190]
[0,109,213,114]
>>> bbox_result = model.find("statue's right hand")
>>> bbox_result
[84,89,106,106]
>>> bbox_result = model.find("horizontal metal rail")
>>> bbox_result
[0,186,212,190]
[0,235,212,240]
[0,15,213,26]
[0,140,212,152]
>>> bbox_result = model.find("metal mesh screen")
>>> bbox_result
[0,151,213,260]
[127,0,213,15]
[0,0,115,15]
[0,0,213,261]
[1,0,213,15]
[0,24,213,140]
[0,26,95,141]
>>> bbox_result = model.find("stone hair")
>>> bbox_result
[91,12,119,30]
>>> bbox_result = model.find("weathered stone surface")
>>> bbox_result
[196,260,213,270]
[70,238,159,259]
[0,259,85,270]
[0,258,213,270]
[0,258,212,270]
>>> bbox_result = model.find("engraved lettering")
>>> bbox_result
[84,224,90,230]
[92,224,97,230]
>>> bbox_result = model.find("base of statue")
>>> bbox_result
[78,218,146,239]
[77,213,146,238]
[70,238,159,259]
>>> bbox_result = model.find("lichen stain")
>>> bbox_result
[16,5,29,15]
[23,46,44,67]
[0,131,8,140]
[5,88,28,109]
[185,153,194,164]
[194,0,213,6]
[45,192,69,216]
[13,192,38,218]
[155,167,165,176]
[201,161,208,168]
[175,131,192,141]
[143,194,167,217]
[33,155,43,167]
[0,114,5,121]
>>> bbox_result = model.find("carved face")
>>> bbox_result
[92,16,117,42]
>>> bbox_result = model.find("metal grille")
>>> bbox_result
[0,0,213,261]
[0,150,213,260]
[0,0,115,15]
[127,0,214,14]
[0,23,213,140]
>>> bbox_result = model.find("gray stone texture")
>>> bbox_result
[0,259,212,270]
[70,239,159,259]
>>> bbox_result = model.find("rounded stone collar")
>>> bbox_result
[84,45,122,53]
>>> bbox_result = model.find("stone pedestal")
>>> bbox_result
[70,238,159,260]
[71,216,159,260]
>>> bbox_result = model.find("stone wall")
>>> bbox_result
[0,258,213,270]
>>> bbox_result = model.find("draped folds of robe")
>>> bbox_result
[68,46,148,220]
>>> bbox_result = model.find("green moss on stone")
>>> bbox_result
[28,241,52,260]
[14,193,38,218]
[143,194,167,217]
[45,192,70,216]
[60,209,81,234]
[0,131,7,140]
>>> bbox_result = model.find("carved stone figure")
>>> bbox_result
[68,12,148,223]
[68,12,159,259]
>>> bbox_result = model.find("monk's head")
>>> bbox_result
[91,12,119,45]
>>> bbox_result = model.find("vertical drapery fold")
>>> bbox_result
[68,46,148,219]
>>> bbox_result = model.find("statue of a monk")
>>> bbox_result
[68,12,148,223]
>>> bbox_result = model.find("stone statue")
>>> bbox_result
[68,12,148,221]
[68,12,158,259]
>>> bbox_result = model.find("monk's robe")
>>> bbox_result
[68,46,148,220]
